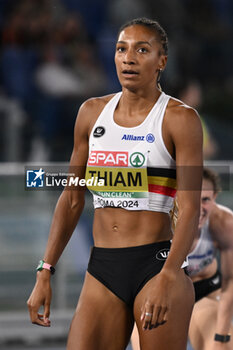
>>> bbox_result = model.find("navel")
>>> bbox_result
[112,225,118,232]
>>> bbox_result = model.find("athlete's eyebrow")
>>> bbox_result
[117,40,152,47]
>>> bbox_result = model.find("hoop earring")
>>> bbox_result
[157,68,163,91]
[157,68,163,82]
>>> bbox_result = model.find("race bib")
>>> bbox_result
[85,150,149,210]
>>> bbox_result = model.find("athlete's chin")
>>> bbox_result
[119,78,141,90]
[198,216,207,228]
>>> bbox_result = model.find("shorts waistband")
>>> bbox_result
[91,240,171,259]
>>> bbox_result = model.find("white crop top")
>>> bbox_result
[187,220,216,277]
[85,91,176,213]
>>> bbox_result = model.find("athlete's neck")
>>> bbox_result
[118,88,161,117]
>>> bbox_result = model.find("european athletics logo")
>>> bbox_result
[26,168,45,187]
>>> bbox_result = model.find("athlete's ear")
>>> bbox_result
[158,55,167,71]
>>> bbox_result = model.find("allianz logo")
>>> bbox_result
[156,248,170,260]
[121,134,145,141]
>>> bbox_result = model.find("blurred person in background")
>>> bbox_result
[27,17,203,350]
[33,12,107,161]
[188,168,233,350]
[131,168,233,350]
[0,0,53,159]
[178,81,218,160]
[0,0,108,161]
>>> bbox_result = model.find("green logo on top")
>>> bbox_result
[130,152,145,167]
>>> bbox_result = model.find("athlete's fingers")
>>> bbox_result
[156,305,167,326]
[43,302,51,325]
[141,306,153,330]
[29,308,50,327]
[27,302,51,327]
[140,306,146,321]
[27,300,39,323]
[150,305,161,328]
[143,314,152,330]
[161,307,169,324]
[34,315,50,327]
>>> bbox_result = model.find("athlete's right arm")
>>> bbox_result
[27,98,98,327]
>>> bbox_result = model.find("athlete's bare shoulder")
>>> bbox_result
[166,95,200,121]
[80,93,116,117]
[210,203,233,247]
[163,94,203,158]
[74,93,117,136]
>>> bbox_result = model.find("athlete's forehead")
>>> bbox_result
[202,178,214,192]
[117,25,159,46]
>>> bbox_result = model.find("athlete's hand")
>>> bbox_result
[27,270,52,327]
[140,269,177,330]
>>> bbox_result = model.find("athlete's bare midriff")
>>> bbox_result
[92,207,172,248]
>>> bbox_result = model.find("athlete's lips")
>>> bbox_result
[122,69,139,75]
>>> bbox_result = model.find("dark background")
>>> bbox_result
[0,0,232,162]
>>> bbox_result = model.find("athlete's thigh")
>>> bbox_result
[67,272,134,350]
[133,270,194,350]
[189,297,217,350]
[189,296,233,350]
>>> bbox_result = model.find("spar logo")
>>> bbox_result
[88,151,128,166]
[129,152,145,167]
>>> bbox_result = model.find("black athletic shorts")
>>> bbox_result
[87,240,171,308]
[193,270,222,302]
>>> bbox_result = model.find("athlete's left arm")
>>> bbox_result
[162,105,203,274]
[140,104,203,330]
[211,204,233,336]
